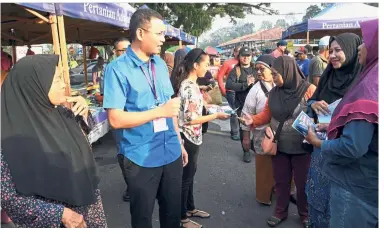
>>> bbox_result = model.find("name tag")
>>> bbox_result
[153,118,168,133]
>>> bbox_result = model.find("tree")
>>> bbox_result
[285,12,300,26]
[302,5,322,22]
[365,3,378,7]
[237,23,255,36]
[321,3,333,9]
[199,22,256,48]
[274,19,290,29]
[259,20,273,30]
[131,3,278,36]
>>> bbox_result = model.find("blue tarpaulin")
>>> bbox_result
[55,3,135,29]
[180,31,197,45]
[166,24,181,40]
[16,3,196,45]
[17,3,56,14]
[307,3,377,30]
[282,3,378,39]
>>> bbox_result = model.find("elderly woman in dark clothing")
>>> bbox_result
[306,19,378,228]
[305,33,363,228]
[242,56,316,228]
[1,55,107,228]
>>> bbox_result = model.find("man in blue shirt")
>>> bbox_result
[103,9,188,228]
[296,47,310,79]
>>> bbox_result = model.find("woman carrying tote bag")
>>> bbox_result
[241,56,316,228]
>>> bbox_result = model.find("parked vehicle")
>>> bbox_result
[70,60,106,85]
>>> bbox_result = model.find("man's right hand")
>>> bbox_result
[160,97,181,118]
[62,208,87,228]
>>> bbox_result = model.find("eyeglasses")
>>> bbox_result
[115,48,127,53]
[256,67,265,73]
[140,28,166,37]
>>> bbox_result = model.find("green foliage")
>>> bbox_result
[131,3,278,36]
[259,20,273,30]
[364,3,378,7]
[274,19,290,29]
[199,22,256,48]
[302,5,322,22]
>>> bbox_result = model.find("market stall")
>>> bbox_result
[282,3,378,41]
[1,3,69,98]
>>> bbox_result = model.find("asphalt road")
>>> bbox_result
[93,118,303,228]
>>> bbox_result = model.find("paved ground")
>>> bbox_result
[92,118,303,228]
[1,102,303,228]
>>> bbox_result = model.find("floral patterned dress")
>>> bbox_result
[0,153,107,228]
[178,79,204,145]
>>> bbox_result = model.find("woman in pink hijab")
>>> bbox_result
[306,19,378,228]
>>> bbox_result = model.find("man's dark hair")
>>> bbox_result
[304,44,313,54]
[264,48,273,54]
[114,37,129,49]
[128,9,163,43]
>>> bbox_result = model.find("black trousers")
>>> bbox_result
[121,155,183,228]
[117,154,129,191]
[180,134,200,219]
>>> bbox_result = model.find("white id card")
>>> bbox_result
[153,118,168,133]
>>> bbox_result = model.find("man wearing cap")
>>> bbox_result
[217,46,241,141]
[226,47,257,162]
[270,40,287,58]
[296,47,311,78]
[308,36,330,86]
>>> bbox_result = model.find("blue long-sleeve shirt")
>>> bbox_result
[320,120,378,207]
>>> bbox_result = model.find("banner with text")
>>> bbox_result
[55,3,135,29]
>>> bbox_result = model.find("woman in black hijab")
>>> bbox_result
[242,56,316,228]
[305,33,362,228]
[309,33,362,113]
[1,55,106,228]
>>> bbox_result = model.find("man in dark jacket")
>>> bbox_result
[226,47,257,162]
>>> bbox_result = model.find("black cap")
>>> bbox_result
[239,47,252,56]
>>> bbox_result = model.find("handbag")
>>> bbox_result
[201,90,212,103]
[261,124,277,156]
[207,86,223,105]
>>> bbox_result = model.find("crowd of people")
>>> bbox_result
[0,7,378,229]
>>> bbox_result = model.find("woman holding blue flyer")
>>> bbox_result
[242,56,316,228]
[305,19,378,228]
[172,48,230,228]
[305,33,363,228]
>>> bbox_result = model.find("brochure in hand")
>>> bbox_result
[207,105,237,115]
[292,111,327,140]
[317,98,342,124]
